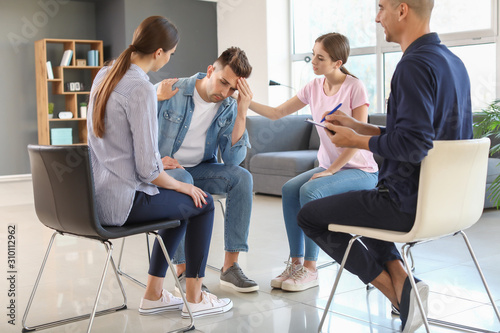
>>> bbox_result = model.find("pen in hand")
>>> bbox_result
[320,103,343,122]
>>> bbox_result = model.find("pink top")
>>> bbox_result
[297,76,378,173]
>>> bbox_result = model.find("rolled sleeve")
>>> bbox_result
[221,130,250,165]
[128,83,163,183]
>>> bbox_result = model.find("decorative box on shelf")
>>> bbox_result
[50,128,73,145]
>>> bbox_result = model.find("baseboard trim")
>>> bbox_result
[0,174,31,182]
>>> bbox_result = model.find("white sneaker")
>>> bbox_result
[270,260,300,289]
[181,291,233,318]
[281,265,319,292]
[139,289,183,315]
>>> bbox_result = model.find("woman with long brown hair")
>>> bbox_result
[87,16,232,319]
[249,32,379,292]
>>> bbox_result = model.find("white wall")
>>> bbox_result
[216,0,269,104]
[216,0,292,108]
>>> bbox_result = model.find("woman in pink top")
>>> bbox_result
[249,33,378,292]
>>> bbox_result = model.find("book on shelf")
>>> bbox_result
[60,49,73,66]
[46,61,54,79]
[87,50,99,66]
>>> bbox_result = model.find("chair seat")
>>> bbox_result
[100,220,181,240]
[328,223,456,244]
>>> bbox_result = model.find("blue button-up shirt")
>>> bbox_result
[157,73,250,165]
[369,33,473,214]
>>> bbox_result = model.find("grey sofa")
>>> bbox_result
[243,114,500,209]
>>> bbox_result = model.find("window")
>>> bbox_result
[291,0,498,113]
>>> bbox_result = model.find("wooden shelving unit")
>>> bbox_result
[35,38,103,145]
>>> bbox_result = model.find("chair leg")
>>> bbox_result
[459,231,500,322]
[408,247,416,272]
[150,232,195,333]
[317,260,337,270]
[318,235,361,333]
[401,243,431,332]
[423,231,500,332]
[117,235,149,289]
[22,233,127,332]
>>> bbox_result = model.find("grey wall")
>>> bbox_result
[0,0,97,176]
[0,0,217,176]
[95,0,126,61]
[96,0,218,83]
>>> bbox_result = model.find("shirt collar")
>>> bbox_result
[404,32,440,56]
[129,63,150,81]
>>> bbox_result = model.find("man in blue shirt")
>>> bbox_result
[156,47,258,293]
[298,0,472,331]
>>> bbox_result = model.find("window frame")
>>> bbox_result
[290,0,499,113]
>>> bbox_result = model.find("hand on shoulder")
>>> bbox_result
[157,78,179,101]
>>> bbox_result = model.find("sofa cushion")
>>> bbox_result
[487,158,500,184]
[249,150,318,177]
[243,115,314,170]
[368,113,387,126]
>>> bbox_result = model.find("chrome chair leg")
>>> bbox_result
[460,231,500,322]
[22,232,58,332]
[400,233,500,333]
[408,247,415,272]
[318,235,361,333]
[401,243,431,332]
[86,240,114,332]
[22,233,127,332]
[422,232,500,332]
[151,232,195,332]
[317,260,336,270]
[117,235,150,288]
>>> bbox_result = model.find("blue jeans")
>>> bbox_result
[166,163,253,264]
[282,167,378,261]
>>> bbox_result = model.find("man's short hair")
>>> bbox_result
[214,47,252,78]
[389,0,434,18]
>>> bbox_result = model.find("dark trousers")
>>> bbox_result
[125,189,214,279]
[297,188,415,284]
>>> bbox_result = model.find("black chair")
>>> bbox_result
[23,144,194,333]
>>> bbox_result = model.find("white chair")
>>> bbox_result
[318,138,500,332]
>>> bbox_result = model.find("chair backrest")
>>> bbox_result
[410,138,490,241]
[27,144,104,238]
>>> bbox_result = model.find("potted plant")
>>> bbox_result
[473,99,500,208]
[48,102,54,119]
